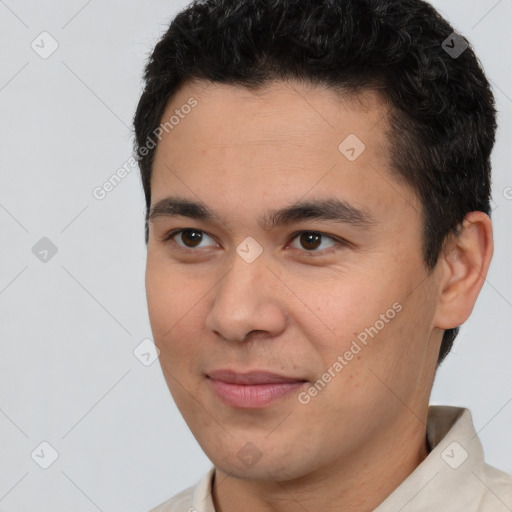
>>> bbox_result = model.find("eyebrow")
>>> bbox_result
[148,196,377,231]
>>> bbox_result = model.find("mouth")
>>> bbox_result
[206,369,308,408]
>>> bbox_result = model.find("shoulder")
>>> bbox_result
[477,463,512,510]
[145,467,215,512]
[146,482,196,512]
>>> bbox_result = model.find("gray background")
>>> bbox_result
[0,1,511,511]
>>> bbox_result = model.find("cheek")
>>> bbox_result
[298,273,399,350]
[299,273,419,405]
[145,257,203,359]
[145,264,209,419]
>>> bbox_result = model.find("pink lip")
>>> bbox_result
[207,369,307,384]
[206,369,308,408]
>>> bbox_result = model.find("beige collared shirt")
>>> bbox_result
[148,406,512,511]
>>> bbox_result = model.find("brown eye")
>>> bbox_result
[300,232,322,250]
[290,231,337,252]
[166,229,217,249]
[179,229,203,248]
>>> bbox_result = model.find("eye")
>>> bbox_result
[164,229,218,249]
[288,231,338,253]
[163,228,345,255]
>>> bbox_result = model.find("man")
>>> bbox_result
[133,0,512,510]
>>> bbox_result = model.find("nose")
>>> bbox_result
[205,250,288,343]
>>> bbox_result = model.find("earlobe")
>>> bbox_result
[434,211,493,330]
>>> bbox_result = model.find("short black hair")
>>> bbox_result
[133,0,497,366]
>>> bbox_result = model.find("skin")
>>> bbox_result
[145,79,493,512]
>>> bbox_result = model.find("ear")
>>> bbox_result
[433,211,493,330]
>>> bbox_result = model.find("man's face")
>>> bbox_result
[146,80,443,480]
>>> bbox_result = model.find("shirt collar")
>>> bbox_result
[375,406,486,511]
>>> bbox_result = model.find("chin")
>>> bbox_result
[202,438,316,483]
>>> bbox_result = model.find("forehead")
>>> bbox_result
[150,79,420,227]
[156,79,389,152]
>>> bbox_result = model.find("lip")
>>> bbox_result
[207,369,308,385]
[206,369,308,409]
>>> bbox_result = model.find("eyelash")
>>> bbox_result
[162,228,347,256]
